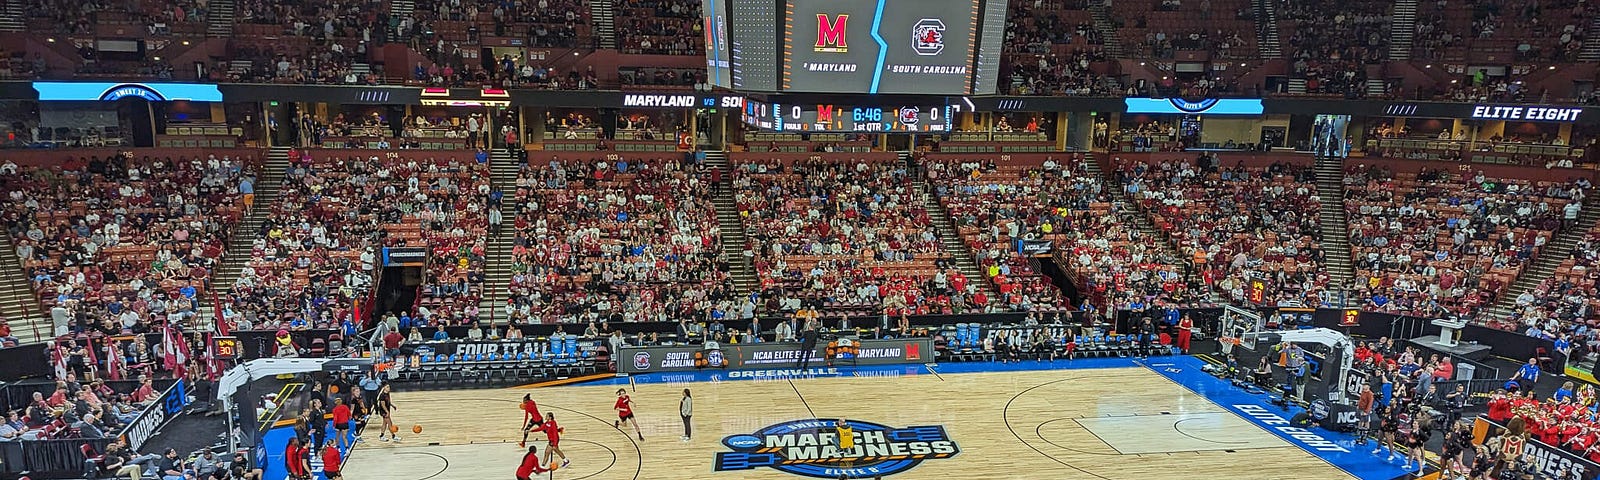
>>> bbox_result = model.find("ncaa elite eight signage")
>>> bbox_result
[716,419,960,478]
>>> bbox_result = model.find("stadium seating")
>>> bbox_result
[926,154,1195,313]
[615,0,704,55]
[1118,156,1328,306]
[506,154,732,324]
[735,156,971,316]
[1343,164,1584,318]
[1,153,255,331]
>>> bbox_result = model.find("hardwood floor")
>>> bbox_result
[342,367,1353,479]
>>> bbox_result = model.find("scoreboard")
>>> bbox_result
[707,0,1005,94]
[742,100,955,133]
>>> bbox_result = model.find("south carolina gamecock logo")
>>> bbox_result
[912,19,946,56]
[715,419,959,478]
[632,352,651,370]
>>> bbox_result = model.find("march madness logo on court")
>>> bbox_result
[714,419,959,478]
[912,19,945,56]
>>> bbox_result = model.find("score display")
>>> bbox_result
[742,100,955,133]
[783,0,982,94]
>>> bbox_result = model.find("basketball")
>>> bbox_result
[413,424,423,434]
[389,424,399,434]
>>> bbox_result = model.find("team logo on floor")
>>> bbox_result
[714,419,959,478]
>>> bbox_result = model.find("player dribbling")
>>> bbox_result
[530,411,571,469]
[614,389,643,441]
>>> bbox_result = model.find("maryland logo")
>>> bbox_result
[714,419,959,478]
[815,14,849,52]
[912,19,946,56]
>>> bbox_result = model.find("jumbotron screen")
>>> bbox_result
[706,0,1004,94]
[786,0,978,94]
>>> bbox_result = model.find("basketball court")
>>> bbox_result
[342,358,1369,479]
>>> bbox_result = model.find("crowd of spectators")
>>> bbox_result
[923,155,1090,314]
[1278,0,1386,95]
[1503,220,1600,335]
[734,157,976,316]
[615,0,703,55]
[1344,164,1585,318]
[26,0,208,35]
[620,67,704,87]
[1120,156,1328,306]
[1,153,254,335]
[1003,49,1118,96]
[222,40,383,85]
[505,154,734,325]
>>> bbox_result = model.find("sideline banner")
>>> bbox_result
[620,338,934,374]
[122,379,191,451]
[1471,416,1599,480]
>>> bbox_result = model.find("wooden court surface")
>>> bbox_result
[344,367,1354,479]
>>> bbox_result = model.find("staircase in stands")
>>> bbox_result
[1086,2,1124,57]
[479,150,522,326]
[1084,153,1199,297]
[705,151,759,295]
[206,0,236,38]
[591,0,618,50]
[0,0,23,33]
[1313,155,1355,290]
[199,147,290,331]
[1581,16,1600,62]
[0,229,47,343]
[1481,193,1600,322]
[1251,0,1282,59]
[390,0,416,22]
[909,153,999,301]
[1387,0,1418,60]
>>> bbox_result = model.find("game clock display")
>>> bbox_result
[742,100,953,133]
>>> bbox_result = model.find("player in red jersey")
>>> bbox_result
[530,411,571,468]
[321,443,344,480]
[519,394,544,447]
[613,389,643,441]
[515,445,549,480]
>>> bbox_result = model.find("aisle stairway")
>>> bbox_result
[1086,2,1124,57]
[1313,155,1355,289]
[0,228,47,343]
[1581,16,1600,62]
[1387,0,1418,60]
[0,0,25,33]
[479,151,522,325]
[706,151,759,295]
[206,0,236,38]
[591,0,617,50]
[1481,194,1600,322]
[1085,153,1199,297]
[1251,0,1282,59]
[910,153,998,300]
[198,147,289,331]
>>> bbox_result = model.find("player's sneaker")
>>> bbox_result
[518,442,525,448]
[561,459,570,468]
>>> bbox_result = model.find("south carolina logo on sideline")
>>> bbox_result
[632,352,651,370]
[714,419,959,478]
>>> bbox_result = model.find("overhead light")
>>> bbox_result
[1549,66,1557,70]
[182,40,190,45]
[153,56,161,61]
[46,38,55,43]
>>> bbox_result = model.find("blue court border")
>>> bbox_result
[575,356,1415,480]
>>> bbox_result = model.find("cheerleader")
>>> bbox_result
[1439,422,1470,478]
[1372,404,1401,461]
[1403,416,1430,474]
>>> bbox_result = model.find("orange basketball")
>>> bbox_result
[412,424,423,434]
[389,424,399,434]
